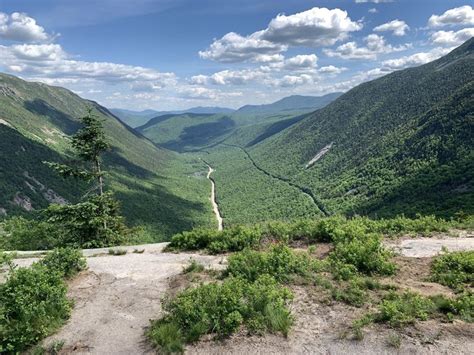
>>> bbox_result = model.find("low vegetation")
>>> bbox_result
[0,248,86,353]
[430,250,473,292]
[148,275,293,353]
[152,215,473,352]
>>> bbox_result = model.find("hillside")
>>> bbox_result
[237,93,342,115]
[112,106,234,128]
[136,94,341,153]
[248,39,474,218]
[0,73,214,238]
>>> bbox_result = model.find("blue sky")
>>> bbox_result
[0,0,472,110]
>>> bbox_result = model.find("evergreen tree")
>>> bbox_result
[44,109,128,248]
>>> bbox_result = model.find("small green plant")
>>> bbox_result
[0,265,71,352]
[430,250,473,291]
[147,319,184,354]
[167,226,262,254]
[386,333,401,348]
[330,232,395,276]
[183,259,205,274]
[375,292,434,327]
[331,279,368,307]
[148,275,293,350]
[226,244,319,283]
[108,248,127,256]
[39,248,87,278]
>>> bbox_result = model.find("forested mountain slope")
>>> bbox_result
[250,38,474,218]
[237,93,342,115]
[137,94,341,153]
[112,106,234,128]
[0,73,213,238]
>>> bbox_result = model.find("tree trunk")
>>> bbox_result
[95,158,107,231]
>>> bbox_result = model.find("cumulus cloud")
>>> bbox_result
[430,28,474,46]
[0,12,51,42]
[368,8,378,14]
[263,54,318,73]
[178,86,242,100]
[10,43,66,61]
[198,32,286,63]
[273,74,315,87]
[324,34,408,60]
[318,65,347,74]
[190,69,266,86]
[374,19,409,36]
[199,7,362,62]
[0,43,176,88]
[428,5,474,28]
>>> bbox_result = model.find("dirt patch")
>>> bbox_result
[188,285,473,354]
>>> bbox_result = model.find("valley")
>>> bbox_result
[0,2,473,352]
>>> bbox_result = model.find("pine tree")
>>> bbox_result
[44,108,128,248]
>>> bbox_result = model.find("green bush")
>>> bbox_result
[226,244,319,282]
[39,248,87,278]
[148,275,293,351]
[167,226,262,254]
[376,292,434,327]
[0,265,71,353]
[430,250,474,291]
[147,320,184,354]
[431,292,473,323]
[0,217,63,251]
[330,232,395,276]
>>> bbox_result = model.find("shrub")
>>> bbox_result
[376,292,434,327]
[167,226,262,254]
[39,248,87,278]
[0,217,63,251]
[183,259,204,274]
[331,279,368,307]
[430,250,474,291]
[330,232,395,276]
[0,265,71,353]
[226,244,319,283]
[431,292,473,323]
[148,275,293,351]
[147,320,184,354]
[45,193,130,249]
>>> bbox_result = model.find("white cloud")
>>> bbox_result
[0,12,51,42]
[11,44,66,61]
[318,65,347,74]
[380,47,451,70]
[199,7,362,62]
[430,28,474,46]
[190,69,266,86]
[374,19,409,36]
[324,34,408,60]
[428,5,474,28]
[178,86,242,100]
[368,8,378,14]
[263,54,318,72]
[259,7,362,47]
[0,43,177,89]
[273,74,315,87]
[253,53,285,63]
[198,32,286,63]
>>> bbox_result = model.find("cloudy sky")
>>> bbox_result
[0,0,472,110]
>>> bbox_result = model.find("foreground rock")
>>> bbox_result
[13,243,224,355]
